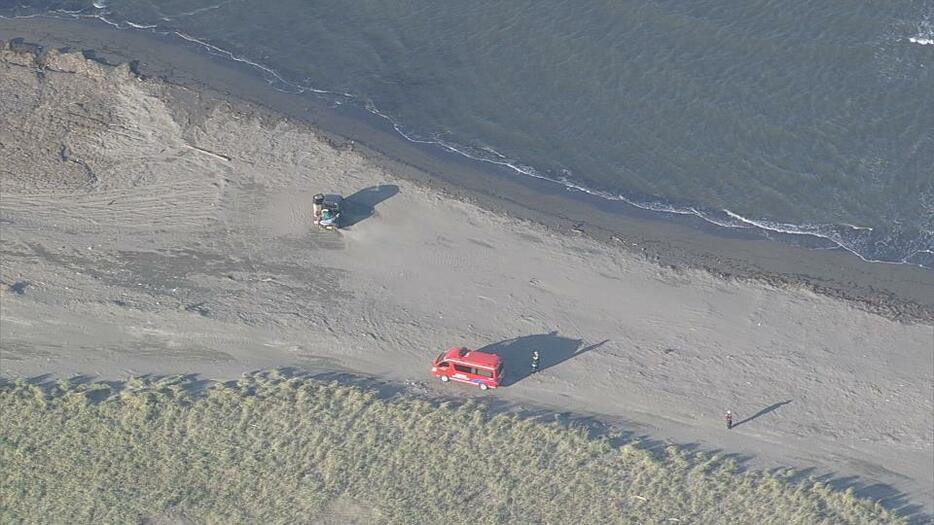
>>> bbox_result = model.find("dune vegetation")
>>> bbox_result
[0,373,900,524]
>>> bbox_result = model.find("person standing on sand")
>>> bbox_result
[726,410,733,430]
[531,350,541,374]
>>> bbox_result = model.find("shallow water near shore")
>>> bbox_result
[4,0,934,267]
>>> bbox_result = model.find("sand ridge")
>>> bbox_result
[0,42,932,516]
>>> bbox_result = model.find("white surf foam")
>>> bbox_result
[126,21,157,29]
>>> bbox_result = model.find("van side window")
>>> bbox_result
[453,364,472,374]
[474,368,493,378]
[437,361,449,368]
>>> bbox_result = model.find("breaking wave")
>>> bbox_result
[908,15,934,45]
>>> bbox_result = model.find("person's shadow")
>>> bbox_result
[733,400,793,428]
[341,185,399,227]
[479,332,608,386]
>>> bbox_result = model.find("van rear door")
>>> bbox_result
[472,367,494,379]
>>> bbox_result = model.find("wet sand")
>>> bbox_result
[0,19,932,520]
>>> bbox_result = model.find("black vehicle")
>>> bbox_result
[313,193,343,230]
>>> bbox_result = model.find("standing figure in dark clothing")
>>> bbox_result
[531,350,541,374]
[726,410,733,430]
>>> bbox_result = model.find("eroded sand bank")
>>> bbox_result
[0,40,932,516]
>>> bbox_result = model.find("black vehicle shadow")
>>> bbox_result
[733,400,792,428]
[341,185,399,228]
[479,332,608,386]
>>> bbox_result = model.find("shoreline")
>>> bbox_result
[1,27,932,520]
[1,16,932,323]
[6,9,932,271]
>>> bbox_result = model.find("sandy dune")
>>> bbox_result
[1,44,932,516]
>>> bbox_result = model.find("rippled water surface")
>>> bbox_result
[5,0,933,266]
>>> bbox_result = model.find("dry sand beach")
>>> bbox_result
[0,20,933,520]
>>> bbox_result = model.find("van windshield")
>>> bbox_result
[435,352,446,364]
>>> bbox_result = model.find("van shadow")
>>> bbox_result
[341,185,399,227]
[479,332,608,386]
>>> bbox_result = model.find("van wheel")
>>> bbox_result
[440,375,449,382]
[479,383,488,391]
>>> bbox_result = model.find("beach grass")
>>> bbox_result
[0,373,900,524]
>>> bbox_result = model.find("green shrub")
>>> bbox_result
[0,374,901,524]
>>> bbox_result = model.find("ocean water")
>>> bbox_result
[4,0,933,267]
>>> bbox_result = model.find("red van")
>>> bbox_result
[431,347,503,390]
